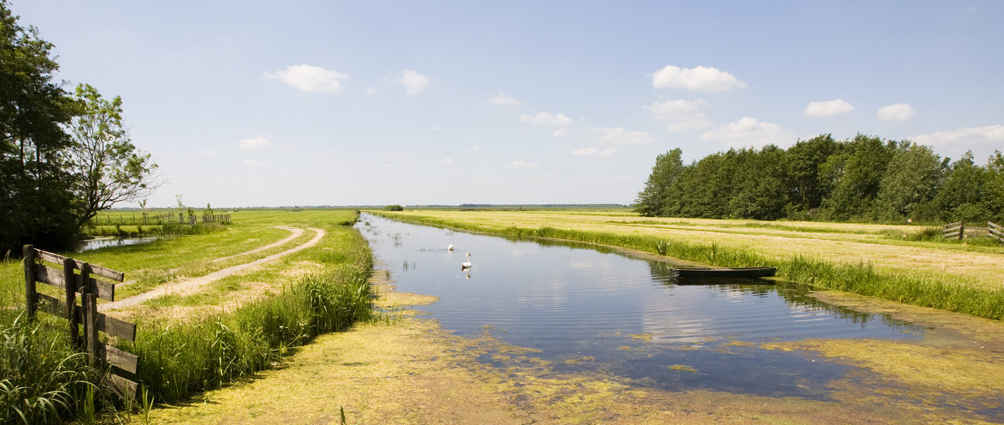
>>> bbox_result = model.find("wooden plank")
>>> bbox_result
[34,249,124,282]
[23,245,37,320]
[102,344,138,374]
[34,264,115,301]
[84,291,98,367]
[34,293,136,341]
[63,258,78,348]
[106,374,138,401]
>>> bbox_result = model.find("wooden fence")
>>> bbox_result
[91,213,231,226]
[943,221,965,240]
[990,221,1003,243]
[23,245,139,399]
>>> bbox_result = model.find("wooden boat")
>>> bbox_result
[671,267,776,282]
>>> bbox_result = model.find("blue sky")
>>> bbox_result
[16,1,1004,207]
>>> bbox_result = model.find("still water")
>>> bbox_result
[358,214,922,399]
[76,236,158,252]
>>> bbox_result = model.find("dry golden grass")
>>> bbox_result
[386,210,1004,290]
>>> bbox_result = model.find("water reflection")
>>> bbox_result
[76,236,158,252]
[359,214,923,399]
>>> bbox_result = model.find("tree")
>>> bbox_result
[874,143,946,221]
[822,135,897,219]
[635,148,683,216]
[0,1,78,254]
[785,135,841,213]
[933,152,990,222]
[986,151,1004,222]
[65,83,157,228]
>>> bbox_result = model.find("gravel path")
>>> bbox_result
[100,227,326,312]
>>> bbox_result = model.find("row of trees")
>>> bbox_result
[1,1,156,255]
[635,134,1004,223]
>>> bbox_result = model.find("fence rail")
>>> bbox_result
[942,221,964,240]
[89,213,231,226]
[23,245,139,399]
[990,221,1003,243]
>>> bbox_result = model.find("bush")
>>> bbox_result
[384,205,404,211]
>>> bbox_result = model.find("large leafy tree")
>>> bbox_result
[635,148,683,216]
[933,152,990,222]
[986,151,1004,222]
[0,1,78,254]
[785,134,841,213]
[65,83,157,227]
[874,143,946,221]
[822,135,897,219]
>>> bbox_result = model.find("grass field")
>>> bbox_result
[370,209,1004,319]
[0,209,372,424]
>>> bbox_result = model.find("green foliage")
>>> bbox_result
[1,2,158,255]
[126,270,372,403]
[0,313,102,425]
[0,1,80,255]
[636,135,1003,223]
[384,205,404,211]
[635,148,683,216]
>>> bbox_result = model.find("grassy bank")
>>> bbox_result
[369,210,1004,320]
[0,209,373,424]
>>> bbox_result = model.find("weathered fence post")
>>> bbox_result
[62,258,78,347]
[959,221,965,240]
[23,244,36,320]
[81,263,99,366]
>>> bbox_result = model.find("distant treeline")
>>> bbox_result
[635,134,1004,223]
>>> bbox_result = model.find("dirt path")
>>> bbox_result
[100,227,325,312]
[211,226,304,263]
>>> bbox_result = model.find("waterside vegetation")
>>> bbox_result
[370,210,1004,320]
[0,210,373,424]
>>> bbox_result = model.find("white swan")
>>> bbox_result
[448,243,455,252]
[461,252,472,270]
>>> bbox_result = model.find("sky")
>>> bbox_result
[15,1,1004,207]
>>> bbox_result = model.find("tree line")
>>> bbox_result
[1,1,156,256]
[635,134,1004,223]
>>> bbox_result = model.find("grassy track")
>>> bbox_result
[1,209,372,424]
[370,209,1004,320]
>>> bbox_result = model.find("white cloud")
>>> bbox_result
[366,88,377,95]
[509,160,538,169]
[804,99,854,117]
[913,125,1004,147]
[553,128,568,137]
[520,112,573,127]
[399,69,429,95]
[648,99,711,132]
[239,136,271,151]
[652,65,746,92]
[441,157,455,166]
[701,117,789,148]
[242,159,267,168]
[489,92,520,105]
[265,64,348,93]
[572,147,617,157]
[598,128,653,145]
[877,103,916,121]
